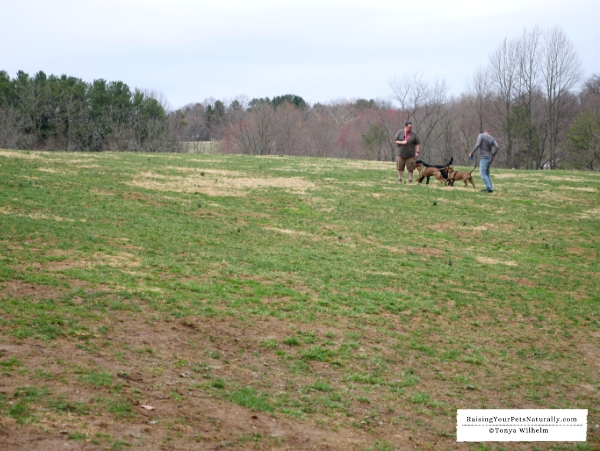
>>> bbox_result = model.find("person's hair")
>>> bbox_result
[405,121,412,126]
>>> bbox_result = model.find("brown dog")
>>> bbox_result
[415,162,451,185]
[447,164,477,188]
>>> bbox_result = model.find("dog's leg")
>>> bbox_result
[435,172,445,186]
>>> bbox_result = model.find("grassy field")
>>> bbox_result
[0,149,598,451]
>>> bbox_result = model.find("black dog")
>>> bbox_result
[414,157,453,185]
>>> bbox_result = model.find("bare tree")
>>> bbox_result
[541,25,583,168]
[389,73,430,122]
[466,65,491,134]
[488,37,520,167]
[389,73,447,158]
[512,27,544,168]
[224,103,275,155]
[374,107,405,162]
[272,103,307,156]
[306,112,339,158]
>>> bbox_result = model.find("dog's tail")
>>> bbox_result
[469,163,477,174]
[446,157,453,167]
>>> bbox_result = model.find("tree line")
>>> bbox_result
[0,70,178,152]
[173,25,599,170]
[2,25,598,169]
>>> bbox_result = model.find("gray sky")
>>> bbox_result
[2,0,599,109]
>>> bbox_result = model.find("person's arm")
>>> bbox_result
[491,139,500,158]
[470,134,483,158]
[415,144,420,157]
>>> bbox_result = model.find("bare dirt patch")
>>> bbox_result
[0,280,63,301]
[0,312,454,450]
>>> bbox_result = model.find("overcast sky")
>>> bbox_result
[2,0,599,110]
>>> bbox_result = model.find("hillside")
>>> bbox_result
[0,150,598,450]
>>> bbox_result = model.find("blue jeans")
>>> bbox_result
[479,158,493,191]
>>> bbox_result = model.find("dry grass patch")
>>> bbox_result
[262,227,310,236]
[72,164,102,169]
[407,246,445,257]
[0,150,46,160]
[168,167,244,176]
[40,252,140,272]
[560,186,597,192]
[129,172,316,197]
[498,275,536,287]
[546,175,586,182]
[494,172,544,179]
[579,208,600,219]
[476,256,518,266]
[344,160,394,171]
[0,207,83,223]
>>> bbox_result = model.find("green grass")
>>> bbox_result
[228,387,274,412]
[0,149,598,449]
